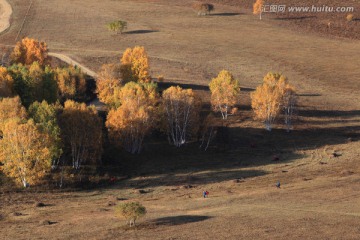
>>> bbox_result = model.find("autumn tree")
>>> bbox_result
[0,96,27,132]
[7,62,58,107]
[96,63,123,107]
[0,119,52,187]
[251,72,297,131]
[59,100,103,169]
[209,70,240,119]
[11,37,49,66]
[106,82,159,154]
[199,113,217,151]
[28,62,58,104]
[162,86,201,147]
[28,101,63,167]
[55,66,87,102]
[116,202,146,227]
[192,3,215,16]
[120,46,150,83]
[107,20,127,34]
[0,67,14,98]
[282,85,297,132]
[253,0,264,20]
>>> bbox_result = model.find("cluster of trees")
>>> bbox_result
[251,72,297,131]
[0,38,102,187]
[0,38,298,188]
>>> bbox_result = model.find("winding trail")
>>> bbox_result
[0,0,97,79]
[48,52,97,78]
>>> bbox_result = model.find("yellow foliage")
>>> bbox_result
[162,86,201,147]
[106,82,158,154]
[251,72,296,131]
[60,100,103,168]
[0,67,14,98]
[0,96,27,131]
[96,64,123,107]
[11,37,49,65]
[120,46,150,83]
[0,119,52,187]
[55,66,87,101]
[209,70,240,119]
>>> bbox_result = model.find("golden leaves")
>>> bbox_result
[209,70,240,119]
[11,37,49,66]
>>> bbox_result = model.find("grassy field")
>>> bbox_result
[1,0,360,239]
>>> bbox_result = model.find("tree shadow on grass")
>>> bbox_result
[150,215,212,226]
[274,16,317,21]
[125,30,159,34]
[211,13,243,17]
[158,81,209,91]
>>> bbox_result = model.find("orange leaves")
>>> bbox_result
[96,64,122,107]
[0,66,14,98]
[11,37,49,66]
[120,46,150,83]
[209,70,240,119]
[253,0,264,19]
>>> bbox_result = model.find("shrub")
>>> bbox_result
[192,2,214,16]
[106,20,127,34]
[115,202,147,227]
[346,14,354,22]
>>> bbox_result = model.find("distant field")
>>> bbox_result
[1,0,360,239]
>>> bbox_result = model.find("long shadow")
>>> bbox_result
[298,109,360,118]
[274,16,317,21]
[298,93,321,97]
[126,30,159,34]
[158,81,209,91]
[211,13,242,16]
[150,215,212,226]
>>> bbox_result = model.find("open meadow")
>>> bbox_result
[0,0,360,239]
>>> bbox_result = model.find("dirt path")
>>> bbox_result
[48,52,97,78]
[0,0,11,33]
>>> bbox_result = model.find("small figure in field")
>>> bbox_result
[276,181,281,188]
[203,191,209,198]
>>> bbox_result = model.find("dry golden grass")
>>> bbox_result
[0,0,360,239]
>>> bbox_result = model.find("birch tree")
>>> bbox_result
[253,0,264,20]
[282,86,297,132]
[162,86,201,147]
[28,101,63,167]
[120,46,150,83]
[0,67,14,98]
[251,72,297,131]
[96,63,123,107]
[0,119,52,187]
[59,100,103,169]
[209,70,240,119]
[106,82,158,154]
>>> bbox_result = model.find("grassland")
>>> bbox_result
[0,0,360,239]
